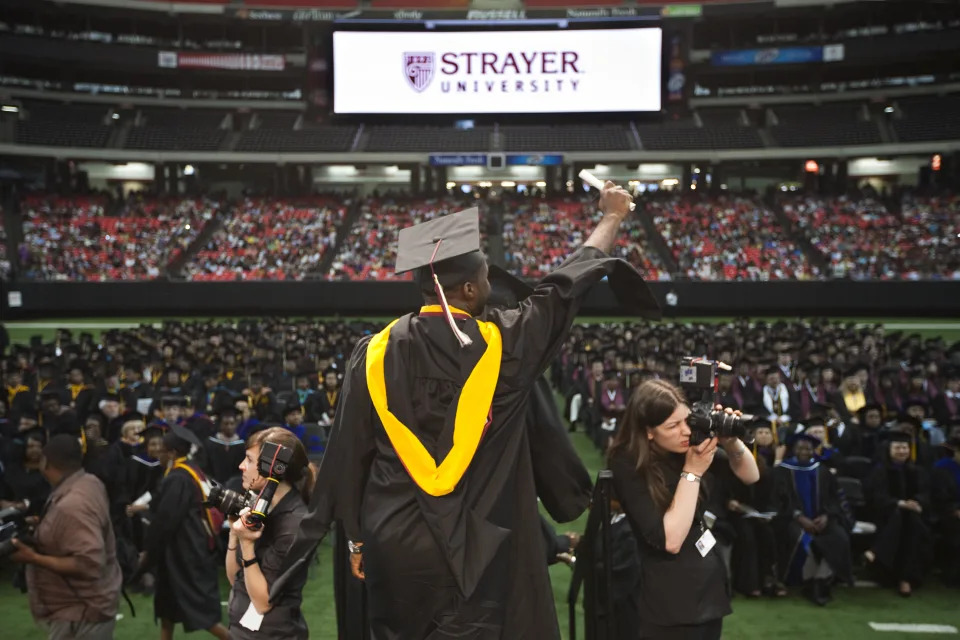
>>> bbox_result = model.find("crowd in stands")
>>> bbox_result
[649,195,819,280]
[183,197,346,281]
[500,196,671,280]
[18,194,215,281]
[782,194,960,280]
[557,318,960,597]
[7,190,959,282]
[326,196,470,281]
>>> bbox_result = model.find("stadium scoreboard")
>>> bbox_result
[332,27,663,115]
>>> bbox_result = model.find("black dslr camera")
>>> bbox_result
[206,441,293,531]
[679,357,754,446]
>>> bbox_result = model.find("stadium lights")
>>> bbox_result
[501,181,516,188]
[478,181,493,188]
[535,181,547,188]
[183,164,195,176]
[661,178,679,186]
[112,113,120,120]
[1,105,18,113]
[884,106,894,114]
[446,182,456,189]
[690,184,697,190]
[693,168,701,174]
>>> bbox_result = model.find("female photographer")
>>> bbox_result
[608,379,759,640]
[226,427,314,639]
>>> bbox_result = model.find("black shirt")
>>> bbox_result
[609,451,732,629]
[229,488,311,640]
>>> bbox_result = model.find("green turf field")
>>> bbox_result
[2,317,959,638]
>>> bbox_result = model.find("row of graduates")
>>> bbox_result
[554,319,960,441]
[708,424,960,603]
[3,356,344,437]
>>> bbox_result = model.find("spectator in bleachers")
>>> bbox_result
[185,197,344,281]
[651,195,817,280]
[19,194,214,281]
[782,193,960,280]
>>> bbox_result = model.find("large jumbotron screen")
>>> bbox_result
[332,28,662,115]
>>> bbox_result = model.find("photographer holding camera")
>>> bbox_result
[8,434,122,640]
[225,426,314,639]
[608,379,759,640]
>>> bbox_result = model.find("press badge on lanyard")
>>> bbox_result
[695,520,716,558]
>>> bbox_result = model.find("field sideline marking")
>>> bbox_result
[869,623,958,634]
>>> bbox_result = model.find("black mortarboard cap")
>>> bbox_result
[788,432,822,447]
[396,207,484,289]
[163,423,201,455]
[161,395,189,408]
[883,430,913,445]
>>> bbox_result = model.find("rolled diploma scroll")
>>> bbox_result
[578,169,636,211]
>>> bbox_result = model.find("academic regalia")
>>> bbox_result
[276,208,658,640]
[203,434,246,485]
[932,453,960,586]
[864,442,933,585]
[933,391,960,427]
[2,463,50,517]
[313,388,340,424]
[773,459,853,586]
[721,460,779,596]
[145,453,222,631]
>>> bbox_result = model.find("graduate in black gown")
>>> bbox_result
[278,187,658,640]
[0,427,50,517]
[723,424,785,598]
[932,437,960,586]
[203,408,245,487]
[863,431,932,596]
[773,433,853,606]
[143,424,229,640]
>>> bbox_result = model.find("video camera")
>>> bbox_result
[679,357,755,446]
[206,440,293,531]
[0,505,35,560]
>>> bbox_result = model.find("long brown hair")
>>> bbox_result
[608,379,690,513]
[247,427,315,504]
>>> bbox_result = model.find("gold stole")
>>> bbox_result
[366,307,502,497]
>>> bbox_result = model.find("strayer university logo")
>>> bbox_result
[403,52,435,92]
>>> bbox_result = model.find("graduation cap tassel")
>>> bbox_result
[429,239,473,349]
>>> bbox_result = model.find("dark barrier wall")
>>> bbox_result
[3,279,960,319]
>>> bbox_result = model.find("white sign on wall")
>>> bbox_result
[333,28,662,114]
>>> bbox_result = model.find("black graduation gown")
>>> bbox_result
[864,462,932,584]
[2,463,50,517]
[203,434,246,485]
[283,247,656,640]
[145,464,223,631]
[722,461,779,595]
[931,460,960,585]
[331,373,592,640]
[772,462,853,586]
[127,453,164,550]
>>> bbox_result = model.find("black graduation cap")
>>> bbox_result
[903,399,928,415]
[395,207,484,348]
[803,414,827,428]
[788,431,822,448]
[163,422,201,455]
[120,410,145,425]
[396,207,484,289]
[896,414,923,432]
[858,403,883,419]
[142,422,169,440]
[161,395,189,408]
[282,402,302,417]
[883,430,913,445]
[844,363,868,379]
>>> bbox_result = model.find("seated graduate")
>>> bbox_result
[724,423,786,598]
[801,415,844,472]
[773,432,854,606]
[863,430,932,597]
[932,437,960,587]
[203,407,246,487]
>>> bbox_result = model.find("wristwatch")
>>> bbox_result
[242,556,259,568]
[348,540,364,554]
[680,471,702,483]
